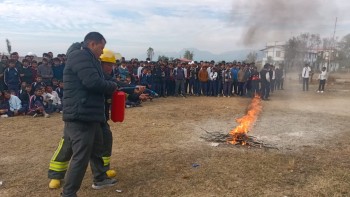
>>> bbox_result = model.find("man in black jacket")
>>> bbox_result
[57,32,118,197]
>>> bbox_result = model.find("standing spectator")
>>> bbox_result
[38,58,53,85]
[260,64,271,100]
[231,64,239,95]
[317,67,327,93]
[4,59,21,95]
[275,65,283,90]
[301,63,311,91]
[165,63,175,96]
[222,65,232,97]
[10,52,23,69]
[20,59,33,84]
[57,54,66,65]
[237,66,246,96]
[206,63,213,95]
[174,63,186,97]
[188,63,199,95]
[0,55,8,92]
[244,64,252,97]
[250,66,260,98]
[198,64,209,96]
[269,65,276,93]
[52,58,64,81]
[209,67,218,96]
[217,64,224,96]
[153,63,166,97]
[184,64,190,95]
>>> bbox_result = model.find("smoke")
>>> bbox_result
[232,0,338,46]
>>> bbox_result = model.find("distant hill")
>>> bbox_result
[153,48,263,62]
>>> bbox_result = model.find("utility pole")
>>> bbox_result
[328,17,337,71]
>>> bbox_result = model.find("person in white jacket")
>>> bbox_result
[301,63,312,91]
[317,67,327,93]
[43,86,62,113]
[3,90,23,117]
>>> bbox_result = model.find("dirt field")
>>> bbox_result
[1,72,350,197]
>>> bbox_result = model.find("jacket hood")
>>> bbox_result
[66,42,83,56]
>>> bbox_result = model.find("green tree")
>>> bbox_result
[246,51,257,63]
[146,47,154,61]
[284,33,321,69]
[337,34,350,70]
[6,39,11,55]
[183,50,194,60]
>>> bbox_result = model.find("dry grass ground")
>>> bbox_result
[0,73,350,197]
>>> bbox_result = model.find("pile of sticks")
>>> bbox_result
[200,129,278,150]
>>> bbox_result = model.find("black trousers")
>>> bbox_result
[303,78,309,91]
[48,122,112,179]
[318,79,326,91]
[57,121,106,197]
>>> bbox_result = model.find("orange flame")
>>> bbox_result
[228,96,262,145]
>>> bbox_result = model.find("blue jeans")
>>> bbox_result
[200,81,208,96]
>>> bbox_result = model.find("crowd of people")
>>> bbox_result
[0,50,288,118]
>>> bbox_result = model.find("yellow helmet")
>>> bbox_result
[100,48,116,63]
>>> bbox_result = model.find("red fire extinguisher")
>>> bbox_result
[111,91,125,122]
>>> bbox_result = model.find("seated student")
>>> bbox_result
[124,75,136,86]
[31,76,46,95]
[51,78,59,90]
[19,84,32,114]
[43,85,62,113]
[3,90,24,116]
[55,81,63,100]
[28,88,50,118]
[0,91,9,118]
[19,81,27,95]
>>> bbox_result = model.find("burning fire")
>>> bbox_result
[228,96,262,145]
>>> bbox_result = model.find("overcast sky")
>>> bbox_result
[1,0,350,59]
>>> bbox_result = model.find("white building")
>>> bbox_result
[260,41,286,65]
